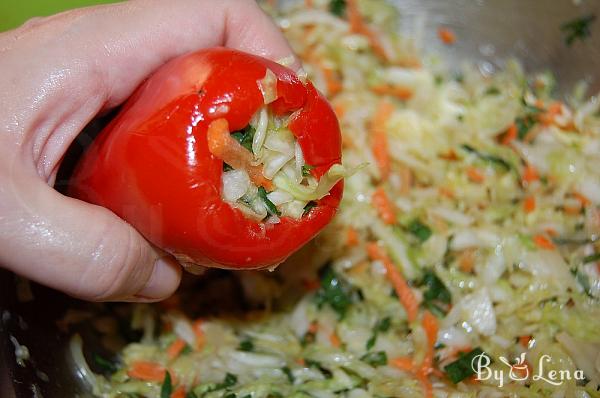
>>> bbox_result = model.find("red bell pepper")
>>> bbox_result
[70,48,343,269]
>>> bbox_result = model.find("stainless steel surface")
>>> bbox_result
[1,1,600,397]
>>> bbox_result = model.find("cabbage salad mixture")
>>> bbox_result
[82,0,600,397]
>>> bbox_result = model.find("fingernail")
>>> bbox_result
[135,257,181,301]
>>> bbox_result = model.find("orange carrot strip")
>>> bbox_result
[333,102,346,118]
[501,123,517,145]
[166,338,187,361]
[206,118,273,190]
[466,167,485,183]
[367,243,419,322]
[322,66,342,96]
[564,205,582,215]
[522,164,539,184]
[391,356,415,371]
[438,186,455,199]
[416,372,434,398]
[420,311,439,372]
[308,321,319,334]
[573,191,591,207]
[533,234,555,250]
[523,196,536,213]
[539,102,563,125]
[372,133,391,180]
[192,319,205,350]
[372,187,396,224]
[346,227,360,246]
[437,27,456,45]
[347,0,389,61]
[329,332,342,348]
[398,165,413,195]
[371,84,413,100]
[127,361,167,382]
[519,335,532,348]
[304,0,313,7]
[457,249,475,273]
[171,386,186,398]
[544,228,558,237]
[371,101,394,180]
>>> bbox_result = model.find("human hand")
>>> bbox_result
[0,0,298,302]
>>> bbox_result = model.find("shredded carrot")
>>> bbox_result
[466,167,485,183]
[564,205,582,215]
[437,27,456,45]
[372,187,396,224]
[171,386,186,398]
[522,164,539,185]
[420,311,439,372]
[347,0,389,61]
[391,356,414,371]
[539,102,563,125]
[322,66,342,96]
[501,123,517,145]
[329,332,342,348]
[519,335,532,348]
[346,227,360,246]
[206,118,273,190]
[192,319,205,350]
[572,191,591,207]
[333,102,346,118]
[371,101,394,180]
[372,133,391,180]
[296,358,306,366]
[523,196,536,213]
[544,228,558,237]
[304,0,313,7]
[127,361,167,382]
[370,84,413,100]
[416,372,434,398]
[166,338,187,361]
[308,321,319,334]
[367,243,419,322]
[438,186,455,199]
[439,149,459,161]
[533,234,555,250]
[457,249,475,273]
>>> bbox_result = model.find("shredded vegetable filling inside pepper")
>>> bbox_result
[211,107,343,221]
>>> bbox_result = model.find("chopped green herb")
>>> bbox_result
[583,253,600,263]
[302,164,315,177]
[366,317,391,350]
[329,0,346,16]
[407,219,432,243]
[461,144,511,171]
[360,351,388,367]
[561,14,596,46]
[214,373,238,391]
[258,187,281,217]
[231,125,256,152]
[160,372,173,398]
[238,339,254,352]
[421,271,451,304]
[424,301,447,318]
[185,392,198,398]
[303,201,317,215]
[515,115,537,140]
[434,75,444,86]
[94,354,117,374]
[444,347,486,384]
[484,86,500,96]
[282,366,295,383]
[315,265,355,318]
[576,270,592,297]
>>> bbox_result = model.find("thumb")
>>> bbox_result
[1,171,181,302]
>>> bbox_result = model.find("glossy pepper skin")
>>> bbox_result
[70,48,343,269]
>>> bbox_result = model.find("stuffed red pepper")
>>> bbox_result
[70,48,343,269]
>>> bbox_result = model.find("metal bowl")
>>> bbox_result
[1,0,599,396]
